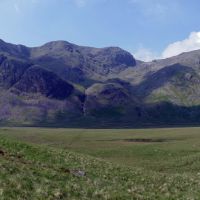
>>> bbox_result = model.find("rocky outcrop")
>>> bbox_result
[84,82,132,115]
[13,66,74,100]
[0,56,31,88]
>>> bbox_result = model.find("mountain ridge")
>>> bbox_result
[1,39,200,127]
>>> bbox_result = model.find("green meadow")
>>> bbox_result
[1,127,200,199]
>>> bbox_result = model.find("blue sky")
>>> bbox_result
[1,0,200,61]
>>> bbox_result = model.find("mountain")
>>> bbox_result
[12,66,74,100]
[1,39,200,127]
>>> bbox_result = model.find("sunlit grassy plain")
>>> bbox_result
[1,127,200,199]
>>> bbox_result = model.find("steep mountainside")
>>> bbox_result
[13,66,74,100]
[1,39,200,127]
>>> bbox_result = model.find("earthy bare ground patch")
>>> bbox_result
[0,149,5,156]
[96,138,172,143]
[124,138,169,143]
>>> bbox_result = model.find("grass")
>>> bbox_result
[1,127,200,199]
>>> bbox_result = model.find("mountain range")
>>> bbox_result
[1,39,200,127]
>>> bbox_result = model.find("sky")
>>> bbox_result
[0,0,200,61]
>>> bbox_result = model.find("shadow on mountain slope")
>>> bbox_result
[1,101,199,128]
[133,64,198,98]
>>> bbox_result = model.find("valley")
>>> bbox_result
[1,127,200,199]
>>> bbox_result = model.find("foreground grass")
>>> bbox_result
[1,135,200,199]
[1,127,200,199]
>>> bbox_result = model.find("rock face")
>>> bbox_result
[1,39,200,127]
[0,56,31,88]
[13,66,74,100]
[29,41,136,85]
[84,82,131,115]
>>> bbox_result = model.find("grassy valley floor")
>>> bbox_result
[1,127,200,199]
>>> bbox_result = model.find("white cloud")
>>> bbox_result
[162,32,200,58]
[129,0,177,19]
[134,31,200,62]
[72,0,88,7]
[14,3,20,13]
[134,47,159,62]
[9,0,39,14]
[71,0,108,8]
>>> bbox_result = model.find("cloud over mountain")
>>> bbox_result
[162,32,200,58]
[134,31,200,61]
